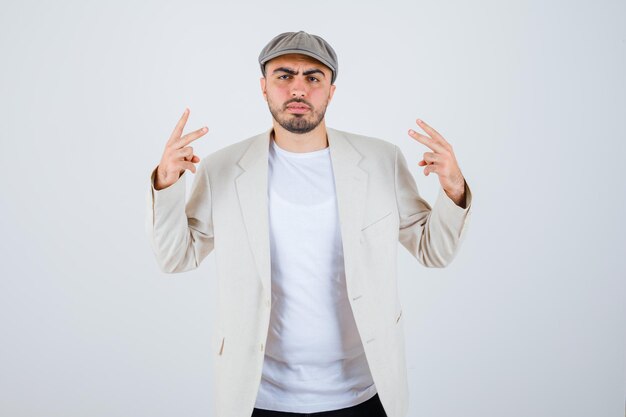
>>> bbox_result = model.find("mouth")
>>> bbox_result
[286,103,311,114]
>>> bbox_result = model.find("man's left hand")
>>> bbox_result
[408,119,467,208]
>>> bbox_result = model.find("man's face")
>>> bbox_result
[260,53,336,134]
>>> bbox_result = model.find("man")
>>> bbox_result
[146,31,472,417]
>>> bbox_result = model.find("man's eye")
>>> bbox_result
[308,77,319,82]
[278,75,290,80]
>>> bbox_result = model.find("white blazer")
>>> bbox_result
[145,126,473,417]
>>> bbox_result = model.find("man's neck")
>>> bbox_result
[271,120,328,153]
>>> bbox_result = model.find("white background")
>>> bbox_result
[0,0,624,416]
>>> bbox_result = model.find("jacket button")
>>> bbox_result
[260,343,264,351]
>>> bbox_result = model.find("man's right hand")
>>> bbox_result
[154,107,208,190]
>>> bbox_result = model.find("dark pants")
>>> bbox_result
[251,393,388,417]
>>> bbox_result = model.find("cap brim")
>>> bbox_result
[260,49,336,82]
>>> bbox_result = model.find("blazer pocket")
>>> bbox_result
[395,308,403,324]
[361,211,393,237]
[217,336,225,356]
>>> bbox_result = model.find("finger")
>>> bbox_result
[418,160,427,166]
[176,146,194,160]
[177,161,197,174]
[184,154,201,163]
[167,107,191,146]
[416,119,452,148]
[416,119,443,142]
[423,152,438,164]
[424,164,439,176]
[177,126,208,148]
[408,128,446,153]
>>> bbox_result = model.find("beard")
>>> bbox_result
[267,97,328,134]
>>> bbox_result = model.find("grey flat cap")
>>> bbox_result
[258,31,338,84]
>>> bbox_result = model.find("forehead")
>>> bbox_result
[266,53,331,73]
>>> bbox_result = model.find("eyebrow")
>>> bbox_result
[272,67,326,78]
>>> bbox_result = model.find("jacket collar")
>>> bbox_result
[235,126,368,296]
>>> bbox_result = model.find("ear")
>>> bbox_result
[260,77,267,101]
[327,83,336,103]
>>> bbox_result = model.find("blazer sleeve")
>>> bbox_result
[394,145,472,268]
[145,159,215,273]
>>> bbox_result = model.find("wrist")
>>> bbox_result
[444,180,466,208]
[154,168,171,191]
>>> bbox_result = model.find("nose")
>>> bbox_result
[291,77,306,98]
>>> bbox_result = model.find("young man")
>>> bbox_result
[146,30,472,417]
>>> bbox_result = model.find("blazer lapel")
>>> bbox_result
[235,128,272,296]
[327,127,368,294]
[235,126,368,297]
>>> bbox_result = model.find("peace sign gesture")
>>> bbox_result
[408,119,467,207]
[154,107,208,190]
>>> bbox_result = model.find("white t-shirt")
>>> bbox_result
[253,137,378,413]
